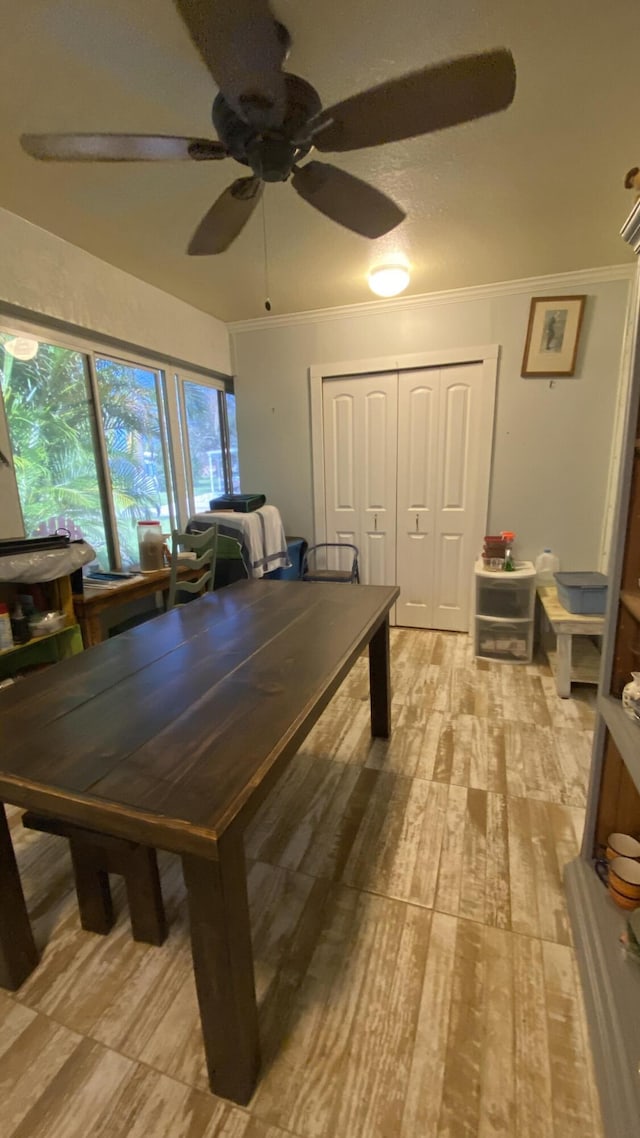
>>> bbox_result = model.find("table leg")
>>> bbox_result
[556,632,572,698]
[0,804,39,990]
[76,612,104,648]
[182,834,259,1105]
[369,616,391,738]
[69,843,114,935]
[125,846,167,946]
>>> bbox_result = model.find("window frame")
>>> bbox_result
[92,352,178,568]
[167,372,232,526]
[0,314,233,568]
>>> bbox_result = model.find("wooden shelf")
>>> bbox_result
[572,222,640,1136]
[0,621,78,658]
[599,694,640,797]
[565,858,640,1138]
[621,591,640,623]
[547,637,601,687]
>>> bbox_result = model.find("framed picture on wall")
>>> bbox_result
[521,295,586,377]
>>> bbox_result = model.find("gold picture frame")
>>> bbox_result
[521,295,586,377]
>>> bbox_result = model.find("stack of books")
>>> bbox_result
[83,571,143,591]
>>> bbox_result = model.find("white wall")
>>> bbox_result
[231,267,632,570]
[0,207,230,374]
[0,206,231,538]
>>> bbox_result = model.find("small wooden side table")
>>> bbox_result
[537,585,605,697]
[73,565,200,648]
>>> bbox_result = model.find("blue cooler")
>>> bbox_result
[265,537,308,580]
[554,572,608,614]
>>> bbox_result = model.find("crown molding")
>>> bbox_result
[228,263,635,335]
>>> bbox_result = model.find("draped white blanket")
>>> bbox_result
[189,506,290,578]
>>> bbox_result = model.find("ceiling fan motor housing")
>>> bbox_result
[212,93,254,166]
[246,137,296,182]
[212,73,322,181]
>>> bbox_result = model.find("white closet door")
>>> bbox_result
[396,362,485,631]
[322,374,397,585]
[432,362,484,631]
[396,370,440,628]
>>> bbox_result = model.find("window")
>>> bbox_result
[0,321,234,570]
[0,332,108,561]
[94,357,174,567]
[180,378,226,513]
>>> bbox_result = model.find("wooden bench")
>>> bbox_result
[537,585,605,698]
[22,813,167,945]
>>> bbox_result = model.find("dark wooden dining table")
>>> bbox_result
[0,578,398,1104]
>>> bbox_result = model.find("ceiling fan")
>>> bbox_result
[20,0,516,255]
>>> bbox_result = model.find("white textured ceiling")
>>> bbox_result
[0,1,638,322]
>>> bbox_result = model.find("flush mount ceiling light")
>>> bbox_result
[367,262,411,298]
[4,336,39,361]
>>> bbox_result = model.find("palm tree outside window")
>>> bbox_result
[0,329,235,570]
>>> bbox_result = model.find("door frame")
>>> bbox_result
[309,344,500,599]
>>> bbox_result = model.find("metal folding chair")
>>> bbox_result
[302,542,360,583]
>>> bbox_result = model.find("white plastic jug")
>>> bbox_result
[535,548,560,584]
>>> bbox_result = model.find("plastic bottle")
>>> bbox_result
[535,548,560,585]
[10,601,30,645]
[0,603,14,651]
[137,520,164,572]
[503,546,515,572]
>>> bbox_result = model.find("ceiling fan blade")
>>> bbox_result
[20,133,226,162]
[173,0,287,128]
[292,162,405,239]
[188,176,263,254]
[311,48,516,152]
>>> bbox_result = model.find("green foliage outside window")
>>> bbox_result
[1,340,164,566]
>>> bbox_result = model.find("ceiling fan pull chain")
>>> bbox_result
[262,194,272,312]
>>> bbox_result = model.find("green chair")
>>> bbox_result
[214,534,248,587]
[167,525,218,609]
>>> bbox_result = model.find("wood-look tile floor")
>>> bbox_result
[2,629,604,1138]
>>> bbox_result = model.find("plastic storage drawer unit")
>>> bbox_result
[477,577,534,620]
[554,572,608,614]
[474,560,536,663]
[476,616,533,662]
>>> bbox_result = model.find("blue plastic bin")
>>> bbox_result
[264,537,308,580]
[554,571,608,614]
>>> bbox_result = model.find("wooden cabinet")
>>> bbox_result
[565,202,640,1138]
[0,572,83,682]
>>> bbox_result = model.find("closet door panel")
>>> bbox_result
[323,374,397,588]
[441,383,469,508]
[396,531,432,627]
[363,391,391,508]
[360,385,397,585]
[438,533,464,606]
[396,370,439,627]
[433,364,484,631]
[324,391,356,515]
[364,532,389,586]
